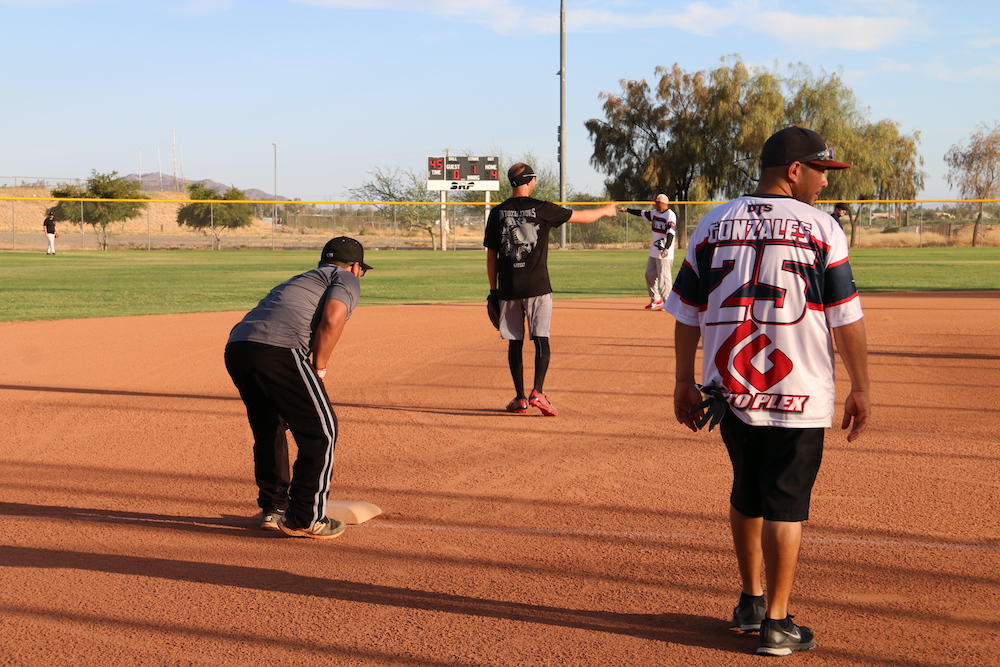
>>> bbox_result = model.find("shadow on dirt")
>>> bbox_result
[0,541,749,652]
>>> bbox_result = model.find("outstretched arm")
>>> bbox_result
[567,202,619,224]
[832,318,871,441]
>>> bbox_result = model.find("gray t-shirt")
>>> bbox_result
[228,265,360,351]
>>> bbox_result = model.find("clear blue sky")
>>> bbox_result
[2,0,997,202]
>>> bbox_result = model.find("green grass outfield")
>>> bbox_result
[1,247,998,322]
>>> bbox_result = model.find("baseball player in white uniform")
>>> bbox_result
[666,127,871,656]
[623,194,676,309]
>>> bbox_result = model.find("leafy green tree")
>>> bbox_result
[700,58,785,199]
[945,123,1000,247]
[586,72,688,203]
[50,170,148,249]
[783,67,924,245]
[586,56,925,247]
[177,183,254,249]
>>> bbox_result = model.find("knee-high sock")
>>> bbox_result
[508,339,525,398]
[533,337,550,393]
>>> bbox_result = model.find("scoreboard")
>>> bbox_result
[427,155,500,191]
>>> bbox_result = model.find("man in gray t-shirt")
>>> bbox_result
[224,236,370,540]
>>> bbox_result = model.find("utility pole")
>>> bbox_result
[440,148,449,251]
[558,0,567,249]
[172,126,179,191]
[272,143,277,251]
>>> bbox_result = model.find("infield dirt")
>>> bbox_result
[1,294,998,666]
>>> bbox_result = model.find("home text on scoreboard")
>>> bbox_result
[427,156,501,191]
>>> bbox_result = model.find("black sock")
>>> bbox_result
[532,337,550,393]
[508,340,525,398]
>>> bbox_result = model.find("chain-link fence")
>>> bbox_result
[2,189,997,252]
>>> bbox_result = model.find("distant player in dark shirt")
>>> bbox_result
[43,212,57,255]
[833,202,850,230]
[483,163,618,416]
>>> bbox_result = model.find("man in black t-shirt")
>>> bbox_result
[484,163,618,416]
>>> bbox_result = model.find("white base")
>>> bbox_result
[327,501,382,525]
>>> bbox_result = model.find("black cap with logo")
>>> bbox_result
[760,127,851,170]
[320,236,372,271]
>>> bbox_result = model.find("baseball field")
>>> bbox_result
[1,248,998,666]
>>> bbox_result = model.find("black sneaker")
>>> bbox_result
[278,516,346,540]
[757,616,816,656]
[731,594,766,632]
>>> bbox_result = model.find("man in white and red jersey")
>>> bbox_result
[622,193,676,309]
[665,127,871,657]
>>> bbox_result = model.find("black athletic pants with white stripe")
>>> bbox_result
[224,341,338,528]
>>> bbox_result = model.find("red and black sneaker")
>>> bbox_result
[528,390,558,416]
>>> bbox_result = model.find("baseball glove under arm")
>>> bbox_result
[486,290,501,330]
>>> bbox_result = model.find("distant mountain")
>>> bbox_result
[123,173,288,201]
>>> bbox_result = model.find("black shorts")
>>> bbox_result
[721,409,824,522]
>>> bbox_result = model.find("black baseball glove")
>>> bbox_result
[487,289,501,330]
[690,382,729,432]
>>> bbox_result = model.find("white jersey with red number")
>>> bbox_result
[641,209,677,260]
[664,194,863,428]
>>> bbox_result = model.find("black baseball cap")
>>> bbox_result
[760,127,851,170]
[509,164,537,187]
[320,236,372,270]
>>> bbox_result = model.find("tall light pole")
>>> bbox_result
[272,143,277,250]
[558,0,567,248]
